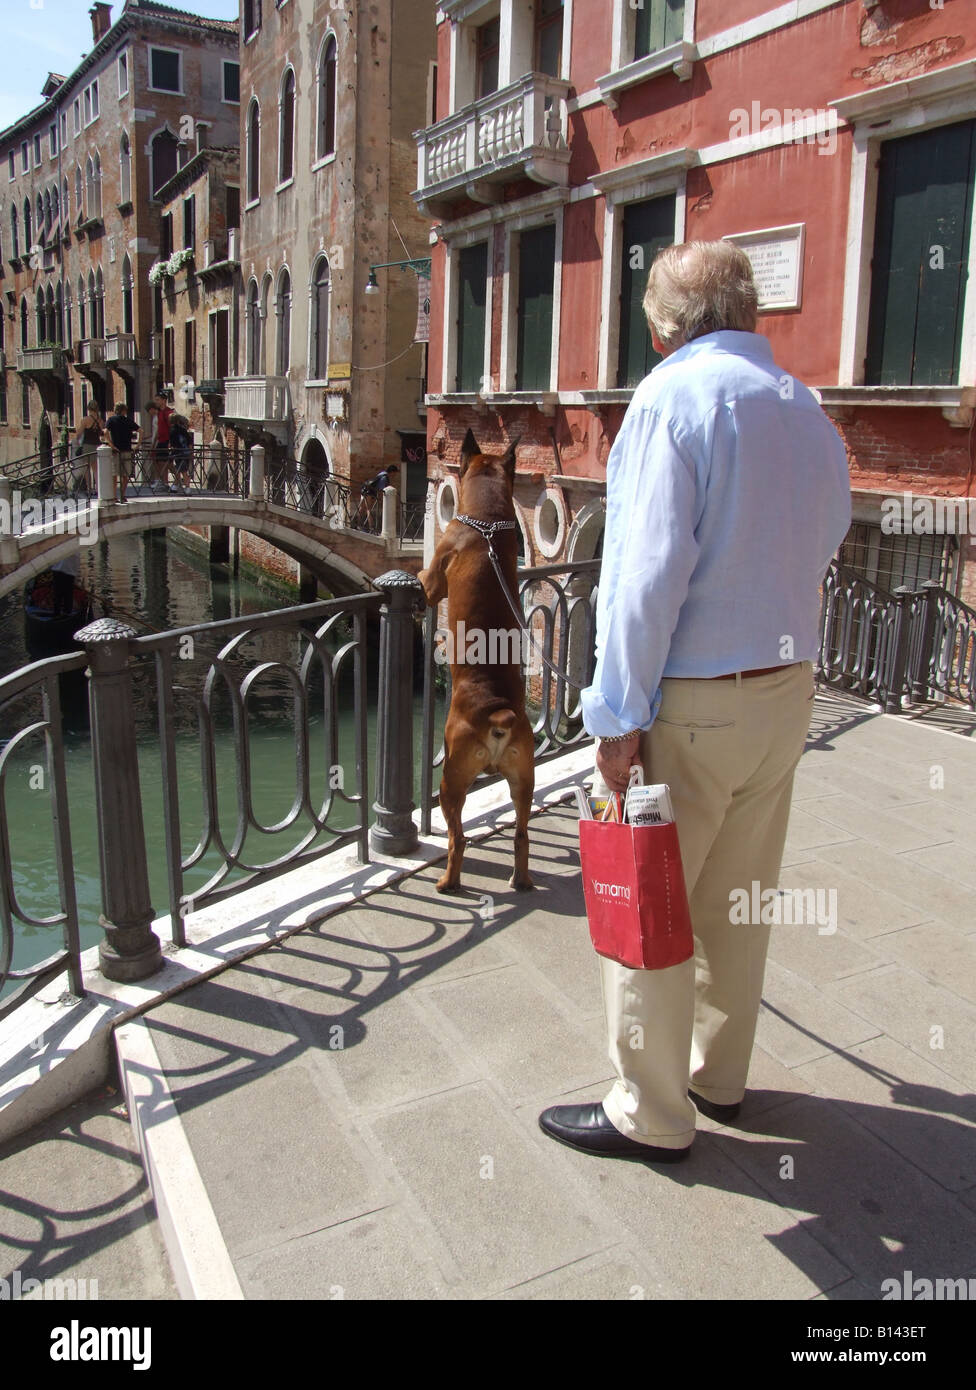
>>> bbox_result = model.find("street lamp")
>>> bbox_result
[363,258,432,296]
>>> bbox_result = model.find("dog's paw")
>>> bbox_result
[436,874,461,894]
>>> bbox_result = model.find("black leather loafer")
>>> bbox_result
[688,1090,742,1123]
[538,1102,690,1163]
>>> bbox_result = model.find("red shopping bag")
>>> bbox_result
[579,815,694,970]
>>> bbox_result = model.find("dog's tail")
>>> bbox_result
[485,708,518,765]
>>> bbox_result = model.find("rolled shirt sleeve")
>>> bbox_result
[581,405,703,739]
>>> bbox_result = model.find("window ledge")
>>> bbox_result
[116,200,133,215]
[311,153,336,173]
[428,390,558,416]
[275,177,295,194]
[244,198,260,212]
[817,385,976,429]
[596,41,696,108]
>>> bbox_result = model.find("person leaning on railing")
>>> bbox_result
[539,239,852,1165]
[72,404,103,497]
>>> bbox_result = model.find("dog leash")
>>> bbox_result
[455,514,587,689]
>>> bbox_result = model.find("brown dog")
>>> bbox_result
[419,430,535,893]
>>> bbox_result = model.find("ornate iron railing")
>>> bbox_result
[0,652,85,1021]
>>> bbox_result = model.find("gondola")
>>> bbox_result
[24,572,94,653]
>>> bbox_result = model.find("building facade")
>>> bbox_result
[225,0,437,516]
[0,0,239,468]
[416,0,976,605]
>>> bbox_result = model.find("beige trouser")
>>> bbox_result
[600,662,816,1149]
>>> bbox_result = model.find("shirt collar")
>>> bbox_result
[659,331,774,368]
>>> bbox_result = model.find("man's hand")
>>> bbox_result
[596,733,642,792]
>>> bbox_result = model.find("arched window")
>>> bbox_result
[246,99,260,203]
[93,154,102,217]
[51,185,59,223]
[77,276,86,339]
[75,167,83,220]
[94,266,105,338]
[260,272,272,373]
[275,268,291,374]
[20,296,29,348]
[35,289,45,344]
[40,192,49,236]
[278,68,295,183]
[45,285,56,342]
[87,270,96,341]
[10,205,18,260]
[62,176,69,223]
[119,132,131,204]
[55,282,64,346]
[245,278,261,373]
[309,256,331,379]
[64,283,72,346]
[317,35,337,161]
[36,194,44,239]
[150,129,178,197]
[121,254,133,333]
[23,198,32,250]
[86,155,103,219]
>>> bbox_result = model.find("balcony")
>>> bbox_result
[104,332,137,367]
[16,345,65,376]
[222,375,291,441]
[75,338,107,377]
[414,73,571,217]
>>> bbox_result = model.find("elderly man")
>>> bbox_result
[540,240,851,1163]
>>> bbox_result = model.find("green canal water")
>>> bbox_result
[0,530,442,1000]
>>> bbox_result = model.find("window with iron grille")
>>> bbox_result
[839,522,958,595]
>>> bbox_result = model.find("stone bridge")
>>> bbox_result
[0,482,425,601]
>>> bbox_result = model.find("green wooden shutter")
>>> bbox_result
[866,118,976,387]
[517,224,556,392]
[635,0,684,60]
[617,195,674,388]
[456,242,488,393]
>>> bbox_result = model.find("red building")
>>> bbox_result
[415,0,976,604]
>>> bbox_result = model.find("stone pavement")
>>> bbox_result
[122,692,976,1301]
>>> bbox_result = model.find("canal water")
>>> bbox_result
[0,529,440,1000]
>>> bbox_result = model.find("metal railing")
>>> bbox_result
[0,651,85,1022]
[420,558,599,834]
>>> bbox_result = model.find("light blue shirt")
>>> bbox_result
[581,331,852,738]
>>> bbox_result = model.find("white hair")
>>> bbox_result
[643,240,759,349]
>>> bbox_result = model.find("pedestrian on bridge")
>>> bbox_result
[72,404,103,498]
[106,402,139,502]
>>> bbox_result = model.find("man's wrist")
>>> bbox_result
[599,729,641,745]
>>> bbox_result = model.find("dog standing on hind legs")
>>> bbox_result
[419,430,535,894]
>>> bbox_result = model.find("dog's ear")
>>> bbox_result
[500,436,519,483]
[459,429,480,479]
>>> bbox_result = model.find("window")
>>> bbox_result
[149,48,181,94]
[210,308,230,379]
[118,51,129,97]
[10,206,18,260]
[91,80,99,118]
[86,154,102,220]
[183,194,195,252]
[516,224,556,391]
[276,268,291,373]
[49,123,57,158]
[150,129,179,197]
[75,167,83,220]
[20,296,28,348]
[21,141,28,173]
[122,254,133,333]
[226,184,240,230]
[477,18,500,99]
[243,0,261,41]
[866,119,976,387]
[84,88,92,125]
[21,378,30,428]
[535,0,563,77]
[62,176,69,222]
[0,374,6,426]
[163,325,175,384]
[77,276,86,340]
[65,284,72,345]
[119,133,131,204]
[160,211,174,260]
[223,61,240,104]
[246,279,261,372]
[246,100,260,203]
[60,112,67,146]
[617,196,674,387]
[33,134,41,166]
[8,152,14,181]
[309,256,331,378]
[317,35,337,160]
[278,68,295,184]
[73,99,80,136]
[23,199,32,251]
[184,319,196,383]
[456,242,488,392]
[635,0,684,60]
[35,290,45,345]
